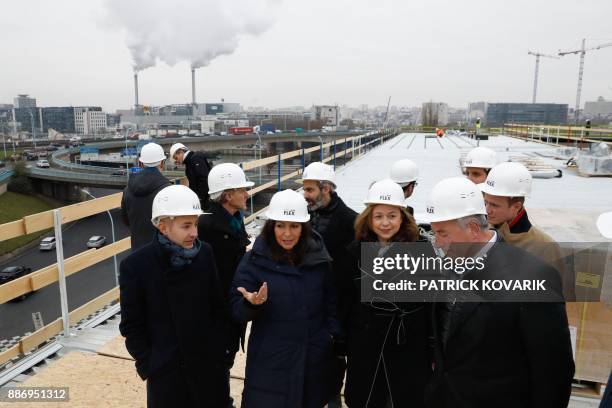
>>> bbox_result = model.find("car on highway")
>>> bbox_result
[86,235,107,248]
[0,266,33,301]
[39,236,56,251]
[36,159,50,168]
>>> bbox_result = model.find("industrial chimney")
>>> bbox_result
[134,72,139,108]
[191,68,197,114]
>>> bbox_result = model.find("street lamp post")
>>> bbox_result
[82,189,119,286]
[124,127,131,181]
[28,110,36,149]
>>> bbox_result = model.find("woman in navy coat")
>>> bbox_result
[230,189,341,408]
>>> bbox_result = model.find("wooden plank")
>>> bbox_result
[20,318,63,354]
[60,193,122,225]
[22,193,123,234]
[279,169,301,183]
[0,219,26,242]
[244,206,268,225]
[247,179,277,197]
[64,238,130,277]
[69,287,119,325]
[22,210,54,235]
[0,273,32,304]
[0,344,21,366]
[241,155,278,171]
[279,149,303,161]
[29,250,95,292]
[303,145,321,155]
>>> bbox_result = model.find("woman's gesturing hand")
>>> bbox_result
[237,282,268,305]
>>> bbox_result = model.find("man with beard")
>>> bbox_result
[297,162,357,408]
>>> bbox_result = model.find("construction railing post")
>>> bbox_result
[53,209,71,337]
[320,141,323,161]
[301,147,305,173]
[333,139,336,170]
[240,162,254,214]
[277,154,281,191]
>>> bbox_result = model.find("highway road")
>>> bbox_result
[0,188,130,342]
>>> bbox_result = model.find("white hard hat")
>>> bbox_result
[169,143,188,158]
[265,189,310,222]
[296,162,335,184]
[390,159,419,185]
[424,177,487,222]
[151,184,206,225]
[464,147,497,169]
[479,162,532,197]
[596,212,612,239]
[139,143,166,166]
[364,179,406,207]
[207,163,254,195]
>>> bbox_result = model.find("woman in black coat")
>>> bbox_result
[342,179,432,407]
[230,189,341,408]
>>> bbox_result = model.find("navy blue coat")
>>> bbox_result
[230,232,340,408]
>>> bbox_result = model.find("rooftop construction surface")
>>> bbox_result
[0,132,609,407]
[338,133,611,219]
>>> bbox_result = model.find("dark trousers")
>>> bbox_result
[147,365,229,408]
[345,331,430,408]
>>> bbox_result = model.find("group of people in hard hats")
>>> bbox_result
[118,141,576,408]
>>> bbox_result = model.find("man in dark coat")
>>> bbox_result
[121,142,171,251]
[298,161,357,407]
[119,184,229,408]
[198,162,254,407]
[425,177,574,408]
[170,142,213,208]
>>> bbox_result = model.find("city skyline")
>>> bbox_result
[1,0,611,111]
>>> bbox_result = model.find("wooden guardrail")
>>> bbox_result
[0,129,397,367]
[504,123,612,146]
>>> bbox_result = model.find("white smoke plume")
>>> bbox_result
[103,0,280,71]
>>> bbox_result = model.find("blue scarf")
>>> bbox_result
[157,232,201,271]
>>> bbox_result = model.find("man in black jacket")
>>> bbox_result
[119,184,229,408]
[424,177,574,408]
[198,162,253,408]
[297,161,357,408]
[121,142,171,251]
[170,142,213,208]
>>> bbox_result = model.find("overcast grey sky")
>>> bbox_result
[1,0,611,111]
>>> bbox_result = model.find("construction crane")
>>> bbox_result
[558,39,612,122]
[527,51,559,103]
[382,96,391,129]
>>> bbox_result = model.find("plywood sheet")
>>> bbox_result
[14,351,145,408]
[96,336,132,361]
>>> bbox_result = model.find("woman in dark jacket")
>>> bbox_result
[342,179,432,408]
[230,189,340,408]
